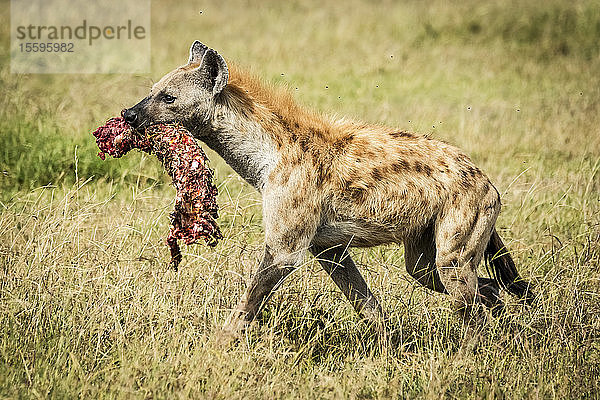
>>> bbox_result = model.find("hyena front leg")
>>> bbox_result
[222,188,319,337]
[434,188,501,323]
[310,244,383,323]
[222,244,301,336]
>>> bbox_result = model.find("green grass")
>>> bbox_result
[1,0,600,398]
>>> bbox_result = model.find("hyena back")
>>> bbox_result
[123,41,534,335]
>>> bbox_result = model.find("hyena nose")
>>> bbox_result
[123,108,138,127]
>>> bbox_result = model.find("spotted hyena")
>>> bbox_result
[123,41,534,336]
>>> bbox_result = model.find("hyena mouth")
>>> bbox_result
[92,115,222,270]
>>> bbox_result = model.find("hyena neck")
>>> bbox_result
[195,65,332,191]
[199,102,279,191]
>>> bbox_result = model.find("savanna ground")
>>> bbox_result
[1,0,600,398]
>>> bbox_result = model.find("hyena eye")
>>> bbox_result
[163,94,176,104]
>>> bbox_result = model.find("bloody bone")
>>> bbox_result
[92,114,222,270]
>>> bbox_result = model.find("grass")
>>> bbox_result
[1,0,599,398]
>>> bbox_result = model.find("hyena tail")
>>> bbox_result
[485,228,535,305]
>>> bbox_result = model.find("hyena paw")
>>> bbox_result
[216,317,251,346]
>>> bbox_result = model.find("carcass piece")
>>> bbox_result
[92,117,222,270]
[92,116,152,160]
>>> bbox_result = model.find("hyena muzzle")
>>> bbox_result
[123,41,535,336]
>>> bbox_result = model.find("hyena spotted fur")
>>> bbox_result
[123,41,534,336]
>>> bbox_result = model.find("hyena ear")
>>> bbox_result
[197,49,229,96]
[188,40,208,64]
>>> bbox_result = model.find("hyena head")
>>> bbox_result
[123,41,228,135]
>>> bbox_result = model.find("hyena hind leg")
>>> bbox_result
[434,189,502,322]
[404,224,447,294]
[404,225,503,315]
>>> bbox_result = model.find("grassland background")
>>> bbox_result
[1,0,599,398]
